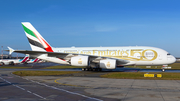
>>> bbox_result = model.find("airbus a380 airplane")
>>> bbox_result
[8,22,176,71]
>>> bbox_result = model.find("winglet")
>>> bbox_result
[7,47,14,55]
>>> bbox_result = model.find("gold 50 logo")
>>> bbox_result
[130,49,157,61]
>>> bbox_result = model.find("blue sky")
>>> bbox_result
[1,0,180,57]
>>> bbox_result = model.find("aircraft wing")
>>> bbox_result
[9,50,129,65]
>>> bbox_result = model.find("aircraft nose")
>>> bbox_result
[172,56,176,63]
[168,55,176,64]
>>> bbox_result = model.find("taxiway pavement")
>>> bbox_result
[1,70,180,101]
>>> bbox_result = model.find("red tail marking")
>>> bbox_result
[33,32,54,52]
[41,38,54,52]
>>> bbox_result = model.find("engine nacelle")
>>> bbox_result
[9,61,15,65]
[100,59,116,69]
[71,56,89,66]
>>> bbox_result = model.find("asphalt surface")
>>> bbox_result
[25,72,180,101]
[0,70,114,101]
[2,62,180,72]
[1,63,180,101]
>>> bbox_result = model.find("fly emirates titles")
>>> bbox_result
[63,49,157,61]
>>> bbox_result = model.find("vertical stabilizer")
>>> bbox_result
[20,54,30,63]
[21,22,53,52]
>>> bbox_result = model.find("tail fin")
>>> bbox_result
[21,22,53,52]
[32,58,40,63]
[27,58,40,63]
[20,54,30,63]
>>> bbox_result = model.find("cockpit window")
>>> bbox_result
[167,53,171,55]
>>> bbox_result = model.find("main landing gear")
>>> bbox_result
[0,62,4,66]
[82,67,102,71]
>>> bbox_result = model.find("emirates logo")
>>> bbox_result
[106,61,110,67]
[78,58,82,64]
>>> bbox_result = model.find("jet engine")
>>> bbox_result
[70,56,89,66]
[100,59,116,69]
[9,61,15,65]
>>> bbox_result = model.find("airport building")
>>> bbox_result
[0,54,9,59]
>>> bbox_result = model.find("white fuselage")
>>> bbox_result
[0,59,23,65]
[51,46,176,66]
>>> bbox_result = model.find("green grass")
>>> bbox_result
[13,71,81,76]
[2,63,180,70]
[0,65,84,69]
[43,65,85,69]
[0,66,31,69]
[101,72,180,80]
[169,63,180,69]
[125,63,180,69]
[13,71,180,80]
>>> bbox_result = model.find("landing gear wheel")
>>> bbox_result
[0,62,4,66]
[82,67,102,72]
[93,68,96,71]
[82,68,85,71]
[86,68,89,71]
[97,68,102,71]
[162,69,165,72]
[92,68,102,71]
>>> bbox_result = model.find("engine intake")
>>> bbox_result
[71,56,89,66]
[100,59,116,69]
